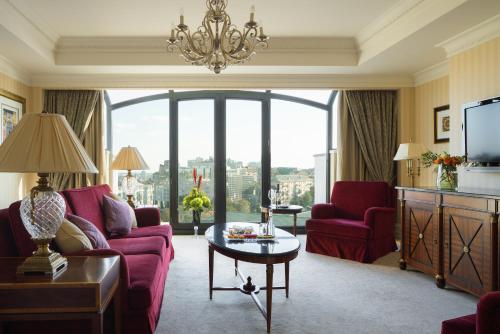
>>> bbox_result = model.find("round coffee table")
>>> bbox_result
[205,223,300,333]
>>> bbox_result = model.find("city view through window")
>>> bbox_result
[108,90,336,229]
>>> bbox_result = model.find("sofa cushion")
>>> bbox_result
[67,214,110,249]
[441,314,475,334]
[111,224,173,248]
[306,218,371,239]
[126,254,163,310]
[108,193,138,228]
[103,195,132,237]
[62,185,112,236]
[108,236,166,258]
[55,218,93,253]
[8,201,35,257]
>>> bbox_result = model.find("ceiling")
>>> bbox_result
[0,0,500,87]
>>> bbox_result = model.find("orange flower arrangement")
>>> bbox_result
[422,151,465,188]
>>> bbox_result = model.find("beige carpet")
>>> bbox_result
[157,235,478,334]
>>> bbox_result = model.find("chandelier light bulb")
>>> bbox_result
[250,5,255,22]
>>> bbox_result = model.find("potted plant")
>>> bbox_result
[421,151,465,189]
[182,168,211,233]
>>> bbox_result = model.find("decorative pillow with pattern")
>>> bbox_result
[66,214,110,249]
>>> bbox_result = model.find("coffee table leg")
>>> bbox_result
[293,214,297,236]
[266,264,274,333]
[235,259,238,276]
[209,246,214,300]
[285,261,289,298]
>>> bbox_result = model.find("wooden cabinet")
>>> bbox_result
[398,187,499,297]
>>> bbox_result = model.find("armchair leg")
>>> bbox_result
[399,259,407,270]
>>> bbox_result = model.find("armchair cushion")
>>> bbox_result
[364,207,396,239]
[311,203,336,219]
[306,218,370,239]
[477,291,500,334]
[441,314,475,334]
[134,207,161,227]
[331,181,392,220]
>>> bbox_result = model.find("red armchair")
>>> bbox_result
[441,292,500,334]
[306,181,397,263]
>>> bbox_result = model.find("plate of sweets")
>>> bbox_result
[225,226,275,241]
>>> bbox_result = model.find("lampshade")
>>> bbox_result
[394,142,427,161]
[0,113,98,173]
[112,146,149,170]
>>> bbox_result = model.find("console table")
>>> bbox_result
[397,186,499,296]
[0,256,121,334]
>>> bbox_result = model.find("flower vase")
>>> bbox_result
[192,210,201,236]
[436,164,458,190]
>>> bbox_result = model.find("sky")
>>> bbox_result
[109,89,336,172]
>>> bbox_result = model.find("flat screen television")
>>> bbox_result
[463,96,500,164]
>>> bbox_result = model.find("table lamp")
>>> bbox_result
[111,146,149,208]
[393,141,427,187]
[0,112,98,276]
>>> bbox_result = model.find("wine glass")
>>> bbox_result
[267,188,276,207]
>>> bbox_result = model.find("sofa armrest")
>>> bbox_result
[67,248,130,288]
[363,207,396,239]
[311,203,336,219]
[477,291,500,334]
[134,207,161,227]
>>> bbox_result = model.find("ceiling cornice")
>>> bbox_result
[357,0,467,64]
[31,73,414,89]
[6,0,59,43]
[436,13,500,58]
[55,37,359,67]
[0,54,32,85]
[0,0,55,62]
[413,60,449,86]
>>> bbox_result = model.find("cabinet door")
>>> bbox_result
[443,207,494,296]
[404,201,438,275]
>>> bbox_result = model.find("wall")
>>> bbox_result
[0,73,40,209]
[414,76,450,186]
[448,36,500,188]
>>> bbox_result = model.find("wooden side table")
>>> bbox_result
[0,256,121,334]
[271,205,303,236]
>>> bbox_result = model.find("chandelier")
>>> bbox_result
[167,0,269,74]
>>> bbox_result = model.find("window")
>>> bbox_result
[108,89,336,232]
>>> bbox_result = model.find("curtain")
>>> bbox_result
[44,90,103,190]
[338,90,398,185]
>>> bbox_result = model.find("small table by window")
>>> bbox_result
[271,205,303,236]
[0,256,121,334]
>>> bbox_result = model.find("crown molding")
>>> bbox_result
[413,60,449,86]
[6,0,59,43]
[0,0,55,62]
[55,37,359,66]
[436,14,500,58]
[357,0,423,46]
[0,55,32,86]
[357,0,467,64]
[31,73,414,89]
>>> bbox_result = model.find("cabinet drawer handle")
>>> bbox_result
[433,239,437,245]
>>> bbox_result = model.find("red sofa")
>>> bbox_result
[0,184,174,334]
[305,181,396,263]
[441,292,500,334]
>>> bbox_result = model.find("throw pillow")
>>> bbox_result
[108,193,138,228]
[66,214,110,249]
[103,195,133,237]
[55,218,93,253]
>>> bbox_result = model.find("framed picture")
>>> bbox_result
[434,105,450,143]
[0,89,25,144]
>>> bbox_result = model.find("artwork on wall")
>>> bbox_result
[0,90,25,144]
[434,105,450,143]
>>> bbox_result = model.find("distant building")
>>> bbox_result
[276,174,314,203]
[227,167,258,200]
